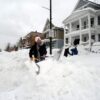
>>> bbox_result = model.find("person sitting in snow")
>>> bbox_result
[29,36,47,63]
[64,39,80,57]
[64,47,72,57]
[70,39,80,55]
[70,47,78,55]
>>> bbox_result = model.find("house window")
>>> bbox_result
[65,29,68,34]
[53,30,56,38]
[84,21,87,29]
[98,34,100,41]
[91,35,95,40]
[98,16,100,25]
[84,37,87,42]
[52,41,56,48]
[46,32,49,38]
[66,38,68,44]
[91,18,94,27]
[77,25,79,30]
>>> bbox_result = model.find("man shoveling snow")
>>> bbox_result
[28,36,47,74]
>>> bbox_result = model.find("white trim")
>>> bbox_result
[89,1,100,7]
[64,25,66,46]
[88,13,92,50]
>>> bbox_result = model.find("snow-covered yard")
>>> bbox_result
[0,45,100,100]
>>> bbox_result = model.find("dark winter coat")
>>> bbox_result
[71,47,78,55]
[29,42,47,60]
[64,48,72,57]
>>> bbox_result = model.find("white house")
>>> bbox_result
[63,0,100,49]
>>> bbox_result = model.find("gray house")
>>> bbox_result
[43,19,64,48]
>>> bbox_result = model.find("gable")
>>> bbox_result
[74,0,100,11]
[42,19,55,32]
[74,0,89,11]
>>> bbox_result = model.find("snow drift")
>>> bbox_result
[0,46,100,100]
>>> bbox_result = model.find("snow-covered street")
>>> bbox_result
[0,46,100,100]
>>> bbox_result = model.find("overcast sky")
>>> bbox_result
[0,0,99,49]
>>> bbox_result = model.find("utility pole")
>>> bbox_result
[42,0,52,55]
[49,0,52,55]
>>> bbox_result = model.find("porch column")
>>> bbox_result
[64,25,66,46]
[69,23,72,45]
[80,34,82,45]
[69,35,71,45]
[95,15,98,26]
[69,23,72,32]
[88,14,91,51]
[95,16,98,42]
[95,34,98,42]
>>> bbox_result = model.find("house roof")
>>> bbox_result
[42,18,55,32]
[74,0,89,11]
[63,7,96,24]
[63,0,100,24]
[52,26,64,31]
[43,18,64,33]
[73,0,100,11]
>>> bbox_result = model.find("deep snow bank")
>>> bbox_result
[0,47,100,100]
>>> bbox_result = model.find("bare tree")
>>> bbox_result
[5,43,10,51]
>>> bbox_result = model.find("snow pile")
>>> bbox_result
[0,49,37,99]
[0,46,100,100]
[91,42,100,53]
[77,45,89,55]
